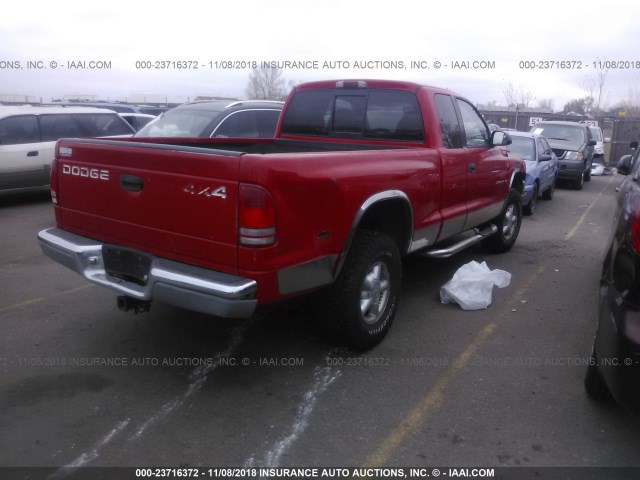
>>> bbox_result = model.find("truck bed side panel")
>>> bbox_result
[237,148,442,300]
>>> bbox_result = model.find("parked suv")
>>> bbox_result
[135,100,283,138]
[0,106,134,192]
[529,121,596,190]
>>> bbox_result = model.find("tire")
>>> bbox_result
[320,230,401,351]
[523,184,537,216]
[482,188,522,254]
[584,344,613,402]
[584,168,592,182]
[542,179,555,200]
[573,172,584,190]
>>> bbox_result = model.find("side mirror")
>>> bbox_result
[631,141,639,150]
[617,154,633,175]
[491,130,511,146]
[539,154,552,162]
[588,139,597,146]
[604,137,611,144]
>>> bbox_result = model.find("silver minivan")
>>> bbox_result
[0,106,134,191]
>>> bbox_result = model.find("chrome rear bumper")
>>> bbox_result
[37,228,257,318]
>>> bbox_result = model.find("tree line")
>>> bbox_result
[246,64,640,117]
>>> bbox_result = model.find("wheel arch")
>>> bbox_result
[334,190,413,278]
[511,169,526,194]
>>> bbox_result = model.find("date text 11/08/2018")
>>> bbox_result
[130,60,498,71]
[519,60,640,69]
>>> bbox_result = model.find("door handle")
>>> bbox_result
[120,174,144,192]
[27,151,39,157]
[468,163,476,173]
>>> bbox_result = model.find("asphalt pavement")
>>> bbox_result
[1,176,639,480]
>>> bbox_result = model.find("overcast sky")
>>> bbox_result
[2,0,639,111]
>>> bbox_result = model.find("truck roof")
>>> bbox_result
[292,79,460,97]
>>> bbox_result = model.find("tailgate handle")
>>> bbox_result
[120,174,144,192]
[27,151,39,157]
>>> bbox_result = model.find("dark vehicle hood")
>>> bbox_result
[544,138,585,151]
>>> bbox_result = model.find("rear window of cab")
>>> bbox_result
[281,89,424,142]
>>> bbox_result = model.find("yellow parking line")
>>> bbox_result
[565,174,616,241]
[0,284,94,315]
[362,265,545,467]
[365,175,617,466]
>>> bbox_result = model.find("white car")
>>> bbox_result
[588,125,610,158]
[0,105,134,191]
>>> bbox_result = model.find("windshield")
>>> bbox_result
[508,136,535,161]
[135,108,223,137]
[589,126,603,142]
[532,124,585,143]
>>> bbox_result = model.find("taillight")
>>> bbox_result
[50,158,58,204]
[239,185,276,247]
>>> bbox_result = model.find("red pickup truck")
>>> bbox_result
[38,79,525,349]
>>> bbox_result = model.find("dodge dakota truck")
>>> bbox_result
[38,79,525,350]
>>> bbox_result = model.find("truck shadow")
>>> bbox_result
[0,187,51,208]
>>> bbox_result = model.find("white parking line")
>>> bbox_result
[49,321,251,475]
[244,357,341,468]
[128,322,249,441]
[49,418,130,479]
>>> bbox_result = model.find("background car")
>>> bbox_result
[587,125,610,159]
[529,121,596,190]
[0,106,134,191]
[615,142,639,175]
[47,101,166,116]
[507,131,558,215]
[118,112,156,132]
[135,100,284,138]
[585,141,640,414]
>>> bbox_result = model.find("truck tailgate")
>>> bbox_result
[54,139,241,274]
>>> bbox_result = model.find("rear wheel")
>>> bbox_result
[482,188,522,253]
[584,168,592,182]
[320,230,401,351]
[542,179,556,200]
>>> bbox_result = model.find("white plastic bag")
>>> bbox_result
[440,261,511,310]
